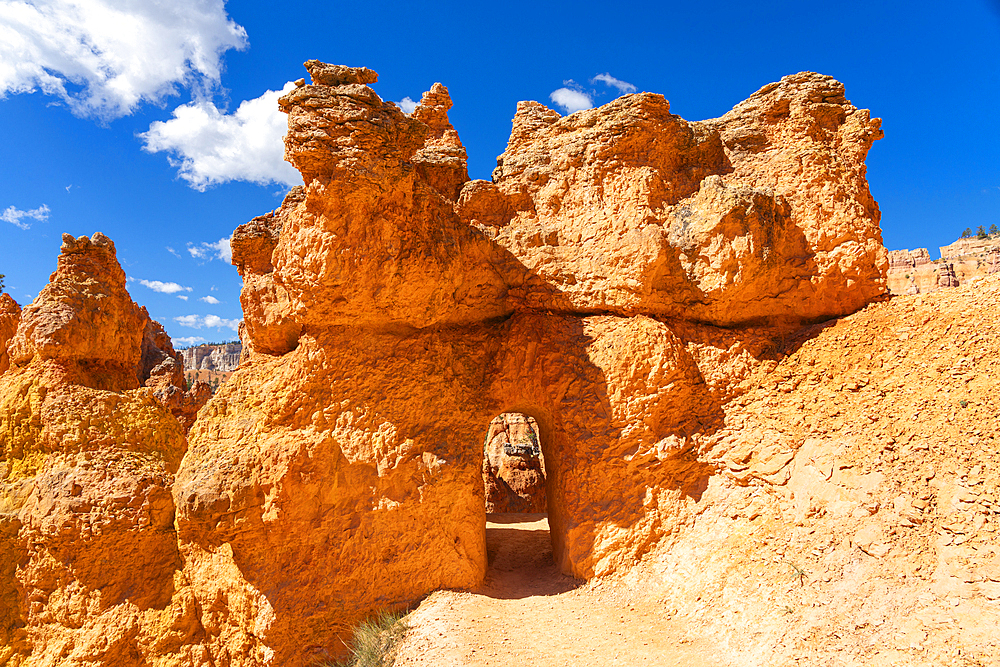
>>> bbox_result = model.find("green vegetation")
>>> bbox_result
[783,560,808,586]
[319,610,409,667]
[0,273,5,293]
[960,225,999,240]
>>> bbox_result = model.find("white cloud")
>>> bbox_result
[137,278,191,294]
[397,96,417,114]
[140,81,301,190]
[177,295,188,301]
[174,335,206,347]
[174,314,200,327]
[200,295,220,304]
[166,246,181,257]
[2,204,50,229]
[549,86,592,114]
[591,73,637,94]
[187,237,232,263]
[0,0,248,120]
[175,313,240,331]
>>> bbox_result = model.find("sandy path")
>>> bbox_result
[394,513,728,667]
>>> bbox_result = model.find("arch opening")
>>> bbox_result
[480,412,568,589]
[482,412,546,514]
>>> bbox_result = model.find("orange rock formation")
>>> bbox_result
[170,62,889,664]
[0,234,209,666]
[0,294,20,375]
[482,413,546,513]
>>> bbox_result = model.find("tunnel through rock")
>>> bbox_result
[482,413,546,513]
[481,413,557,578]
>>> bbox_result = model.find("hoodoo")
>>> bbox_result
[0,234,207,664]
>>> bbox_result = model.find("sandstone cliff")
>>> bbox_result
[887,235,1000,294]
[179,342,242,373]
[170,62,890,665]
[0,234,208,666]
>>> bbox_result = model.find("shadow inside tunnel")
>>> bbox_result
[480,513,581,600]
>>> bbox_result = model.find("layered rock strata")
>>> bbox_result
[0,234,204,666]
[179,343,242,373]
[171,62,888,665]
[887,235,1000,294]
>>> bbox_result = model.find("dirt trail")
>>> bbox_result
[394,514,728,667]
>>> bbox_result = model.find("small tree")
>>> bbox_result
[977,225,988,239]
[961,227,973,238]
[0,274,5,293]
[990,223,999,237]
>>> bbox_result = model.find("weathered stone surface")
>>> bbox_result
[938,261,959,288]
[0,293,20,375]
[9,233,147,390]
[633,274,1000,667]
[410,83,469,201]
[173,61,889,665]
[888,247,931,271]
[0,235,193,665]
[303,60,378,87]
[241,66,517,351]
[475,72,887,325]
[483,413,546,513]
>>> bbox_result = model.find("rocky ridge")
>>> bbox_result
[887,235,1000,294]
[0,234,210,666]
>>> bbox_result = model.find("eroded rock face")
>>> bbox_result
[473,72,887,325]
[938,262,960,288]
[234,71,516,357]
[174,61,889,665]
[0,234,200,666]
[0,293,20,374]
[9,233,147,390]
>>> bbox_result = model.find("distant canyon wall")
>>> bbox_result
[179,342,242,373]
[888,236,1000,294]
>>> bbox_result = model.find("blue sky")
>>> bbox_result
[1,0,998,346]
